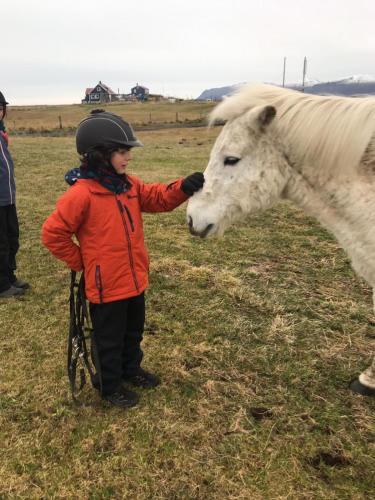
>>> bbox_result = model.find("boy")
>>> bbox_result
[0,90,29,298]
[42,110,204,408]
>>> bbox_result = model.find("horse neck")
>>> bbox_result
[283,167,375,286]
[284,163,375,223]
[283,169,337,227]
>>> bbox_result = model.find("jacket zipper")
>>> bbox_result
[124,205,135,232]
[116,198,140,293]
[95,265,104,303]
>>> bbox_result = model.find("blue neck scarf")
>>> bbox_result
[65,162,131,194]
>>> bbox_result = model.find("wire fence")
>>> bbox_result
[7,112,209,135]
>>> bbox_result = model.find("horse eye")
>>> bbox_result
[224,156,240,166]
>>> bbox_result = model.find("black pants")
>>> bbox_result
[0,205,19,292]
[89,293,145,395]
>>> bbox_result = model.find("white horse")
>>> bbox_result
[187,83,375,396]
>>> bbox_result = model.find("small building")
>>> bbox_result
[148,93,164,102]
[82,81,118,104]
[82,81,154,104]
[131,84,150,101]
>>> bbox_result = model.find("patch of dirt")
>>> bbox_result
[307,450,352,468]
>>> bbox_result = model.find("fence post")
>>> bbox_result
[58,116,63,129]
[149,113,152,123]
[176,112,179,122]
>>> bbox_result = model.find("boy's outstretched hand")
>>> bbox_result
[181,172,205,196]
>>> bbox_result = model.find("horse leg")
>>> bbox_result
[349,287,375,396]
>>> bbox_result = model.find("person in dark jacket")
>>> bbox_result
[0,91,29,298]
[42,109,204,408]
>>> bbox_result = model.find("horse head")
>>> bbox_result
[187,103,291,238]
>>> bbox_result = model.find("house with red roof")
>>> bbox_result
[82,81,121,104]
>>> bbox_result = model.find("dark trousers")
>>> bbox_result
[0,205,19,292]
[89,293,145,395]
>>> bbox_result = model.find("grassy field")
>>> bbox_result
[0,125,374,498]
[6,101,216,134]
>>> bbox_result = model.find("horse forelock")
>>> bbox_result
[209,84,375,177]
[208,84,268,126]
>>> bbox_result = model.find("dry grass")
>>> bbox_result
[6,101,215,134]
[0,126,374,498]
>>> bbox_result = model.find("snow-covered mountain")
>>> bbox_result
[303,75,375,96]
[196,74,375,100]
[337,74,375,84]
[286,77,321,88]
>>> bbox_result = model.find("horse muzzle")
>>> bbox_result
[188,216,214,238]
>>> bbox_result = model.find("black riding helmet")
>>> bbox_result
[76,109,143,154]
[0,92,9,105]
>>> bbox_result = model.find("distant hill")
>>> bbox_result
[196,83,245,101]
[196,75,375,100]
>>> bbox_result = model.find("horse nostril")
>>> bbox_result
[200,223,214,238]
[187,217,214,238]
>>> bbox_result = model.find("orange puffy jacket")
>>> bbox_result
[42,176,188,303]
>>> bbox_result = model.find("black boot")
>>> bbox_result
[103,386,139,408]
[0,285,25,298]
[11,278,30,289]
[123,368,160,388]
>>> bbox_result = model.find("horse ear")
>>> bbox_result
[258,105,276,127]
[245,105,276,132]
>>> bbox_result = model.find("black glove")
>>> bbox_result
[181,172,205,196]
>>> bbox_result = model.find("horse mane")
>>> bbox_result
[209,84,375,176]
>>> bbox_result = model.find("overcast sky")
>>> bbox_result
[2,0,375,105]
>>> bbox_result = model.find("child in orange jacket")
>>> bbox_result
[42,110,204,408]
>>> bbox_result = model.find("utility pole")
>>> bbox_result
[282,57,287,87]
[302,56,307,92]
